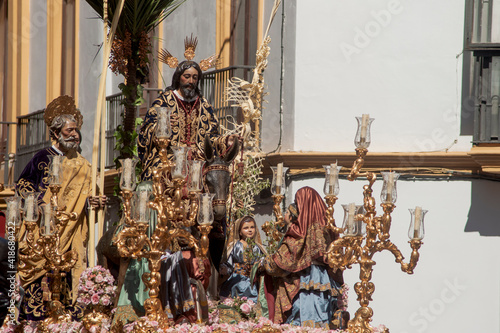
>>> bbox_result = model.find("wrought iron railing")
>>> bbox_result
[105,88,163,168]
[202,65,254,130]
[15,110,51,183]
[0,122,18,187]
[12,66,256,178]
[104,65,255,167]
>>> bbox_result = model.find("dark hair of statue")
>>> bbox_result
[167,60,203,97]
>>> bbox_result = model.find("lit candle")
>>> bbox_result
[276,163,283,191]
[360,114,369,142]
[414,206,422,238]
[329,161,338,195]
[25,195,34,221]
[386,172,394,202]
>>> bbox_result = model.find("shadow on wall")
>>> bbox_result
[465,179,500,236]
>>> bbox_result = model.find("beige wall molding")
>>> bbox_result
[264,150,492,177]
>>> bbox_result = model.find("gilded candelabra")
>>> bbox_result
[14,155,80,329]
[323,115,426,333]
[115,107,214,329]
[268,115,427,333]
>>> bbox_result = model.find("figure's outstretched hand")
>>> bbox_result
[228,134,242,148]
[219,264,229,276]
[88,195,108,209]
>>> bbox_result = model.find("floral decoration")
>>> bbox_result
[76,265,117,308]
[216,296,258,323]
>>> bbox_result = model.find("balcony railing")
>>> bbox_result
[104,65,255,167]
[12,66,256,179]
[0,122,18,187]
[202,65,254,130]
[15,110,51,184]
[105,88,163,168]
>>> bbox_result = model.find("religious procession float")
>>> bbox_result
[0,1,427,332]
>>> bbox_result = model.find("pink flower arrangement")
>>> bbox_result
[216,296,257,321]
[240,302,251,315]
[46,321,84,332]
[76,265,117,308]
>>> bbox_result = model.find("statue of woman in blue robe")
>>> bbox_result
[219,216,267,302]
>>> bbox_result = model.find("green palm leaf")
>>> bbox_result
[85,0,186,38]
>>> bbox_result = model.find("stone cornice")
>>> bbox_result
[263,150,495,178]
[100,148,500,197]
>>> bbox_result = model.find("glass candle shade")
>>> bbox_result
[271,164,288,195]
[408,207,427,240]
[133,189,152,223]
[171,146,190,180]
[323,163,342,196]
[23,192,41,222]
[119,157,139,191]
[188,160,205,192]
[354,114,374,149]
[5,196,22,228]
[155,106,172,139]
[40,203,56,236]
[341,203,365,236]
[380,171,400,204]
[197,193,215,225]
[48,155,66,185]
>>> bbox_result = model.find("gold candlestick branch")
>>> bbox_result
[323,115,427,333]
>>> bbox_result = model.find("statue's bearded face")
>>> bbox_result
[179,67,199,99]
[57,121,79,152]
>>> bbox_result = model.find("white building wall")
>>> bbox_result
[258,1,500,332]
[78,2,104,163]
[72,1,500,332]
[161,2,217,86]
[293,0,470,153]
[29,0,47,112]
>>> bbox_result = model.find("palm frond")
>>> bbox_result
[85,0,186,38]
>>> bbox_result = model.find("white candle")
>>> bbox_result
[276,163,283,189]
[44,205,52,235]
[360,114,369,142]
[202,197,211,224]
[25,195,34,221]
[386,172,394,202]
[348,202,355,234]
[139,191,148,221]
[123,159,132,189]
[172,156,184,179]
[414,206,422,238]
[7,200,18,223]
[155,107,172,138]
[329,162,338,195]
[53,156,60,178]
[159,113,168,134]
[191,165,201,190]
